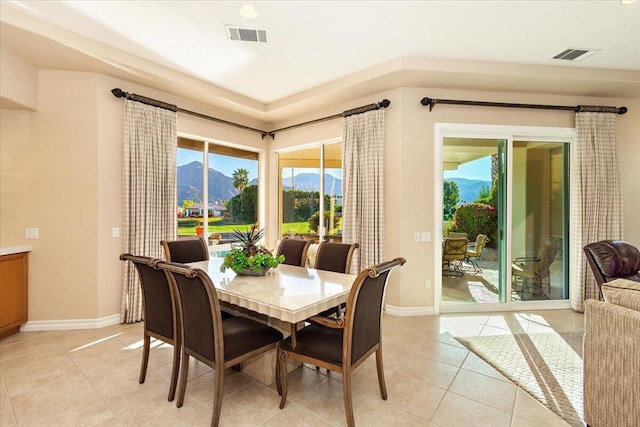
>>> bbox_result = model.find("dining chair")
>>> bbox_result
[158,261,282,425]
[314,241,359,274]
[119,253,181,402]
[276,238,312,267]
[275,257,406,427]
[161,237,209,263]
[314,241,359,317]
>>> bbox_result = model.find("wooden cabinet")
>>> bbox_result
[0,252,28,339]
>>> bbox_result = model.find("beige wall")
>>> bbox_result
[1,66,638,323]
[0,47,38,110]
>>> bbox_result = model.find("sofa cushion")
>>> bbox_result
[601,278,640,312]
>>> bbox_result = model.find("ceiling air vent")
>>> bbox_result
[226,26,267,43]
[552,48,598,61]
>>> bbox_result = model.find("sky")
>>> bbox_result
[178,149,258,179]
[443,156,491,181]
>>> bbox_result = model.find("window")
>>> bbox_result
[278,142,343,241]
[176,137,259,242]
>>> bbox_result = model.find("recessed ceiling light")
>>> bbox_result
[620,0,638,5]
[239,4,258,18]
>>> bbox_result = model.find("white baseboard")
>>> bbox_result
[20,314,121,332]
[384,304,436,317]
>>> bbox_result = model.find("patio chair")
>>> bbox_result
[442,237,468,277]
[512,243,559,299]
[465,234,489,274]
[275,257,406,427]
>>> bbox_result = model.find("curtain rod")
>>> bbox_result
[420,97,627,115]
[268,99,391,139]
[111,88,270,138]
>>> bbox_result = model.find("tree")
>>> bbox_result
[474,185,492,204]
[443,180,460,214]
[232,168,249,217]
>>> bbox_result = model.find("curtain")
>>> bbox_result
[342,109,385,272]
[121,100,177,323]
[569,108,623,312]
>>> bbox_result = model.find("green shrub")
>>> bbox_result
[308,211,340,233]
[452,203,498,246]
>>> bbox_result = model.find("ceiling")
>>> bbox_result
[1,1,639,122]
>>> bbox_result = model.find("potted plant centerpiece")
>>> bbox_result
[220,225,284,276]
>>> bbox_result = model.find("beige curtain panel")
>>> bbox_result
[342,109,385,272]
[570,110,623,312]
[120,100,177,323]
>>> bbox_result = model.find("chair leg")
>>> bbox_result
[342,370,355,427]
[375,348,388,400]
[168,343,180,402]
[275,348,282,396]
[278,350,289,409]
[176,352,190,408]
[139,334,150,384]
[211,365,224,427]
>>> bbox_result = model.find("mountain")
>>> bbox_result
[177,161,238,205]
[281,173,342,196]
[446,177,491,204]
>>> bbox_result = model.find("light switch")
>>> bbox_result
[421,232,431,242]
[26,227,39,239]
[112,227,120,238]
[414,232,420,242]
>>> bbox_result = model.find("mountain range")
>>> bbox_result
[446,177,492,204]
[177,161,342,205]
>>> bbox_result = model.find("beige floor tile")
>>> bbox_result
[79,354,143,392]
[429,329,472,349]
[182,369,254,409]
[14,394,118,427]
[449,369,517,413]
[386,371,446,420]
[0,331,51,347]
[262,401,333,427]
[484,313,530,333]
[512,388,569,427]
[52,327,130,352]
[430,392,512,427]
[397,353,459,390]
[99,369,173,416]
[0,378,17,426]
[3,357,80,398]
[67,336,139,372]
[156,354,212,383]
[352,399,428,426]
[267,365,327,401]
[219,382,281,427]
[416,339,470,367]
[294,377,376,425]
[117,391,205,426]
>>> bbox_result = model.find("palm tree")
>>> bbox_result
[232,168,249,220]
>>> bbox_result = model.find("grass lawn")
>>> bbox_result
[178,221,311,236]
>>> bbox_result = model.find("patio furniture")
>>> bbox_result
[512,243,559,299]
[465,234,489,273]
[442,237,468,277]
[161,237,209,263]
[447,231,468,239]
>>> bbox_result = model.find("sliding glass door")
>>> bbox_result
[438,126,572,310]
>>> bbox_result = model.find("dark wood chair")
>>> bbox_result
[276,238,312,267]
[275,257,406,427]
[314,241,359,274]
[161,237,209,263]
[584,240,640,299]
[158,261,282,425]
[313,241,359,317]
[119,254,181,402]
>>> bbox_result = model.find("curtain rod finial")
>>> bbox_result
[379,99,391,108]
[618,107,628,115]
[111,88,125,98]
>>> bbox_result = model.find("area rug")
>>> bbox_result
[455,331,584,426]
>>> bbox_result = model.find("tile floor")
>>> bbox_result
[0,310,584,426]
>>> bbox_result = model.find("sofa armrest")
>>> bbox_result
[584,299,640,427]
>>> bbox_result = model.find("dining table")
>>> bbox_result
[186,257,357,384]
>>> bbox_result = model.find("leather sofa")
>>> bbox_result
[583,240,640,298]
[584,279,640,427]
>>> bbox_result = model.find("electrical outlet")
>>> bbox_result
[112,227,120,238]
[26,227,39,239]
[421,232,431,242]
[424,279,431,289]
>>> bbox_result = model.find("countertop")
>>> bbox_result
[0,246,33,256]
